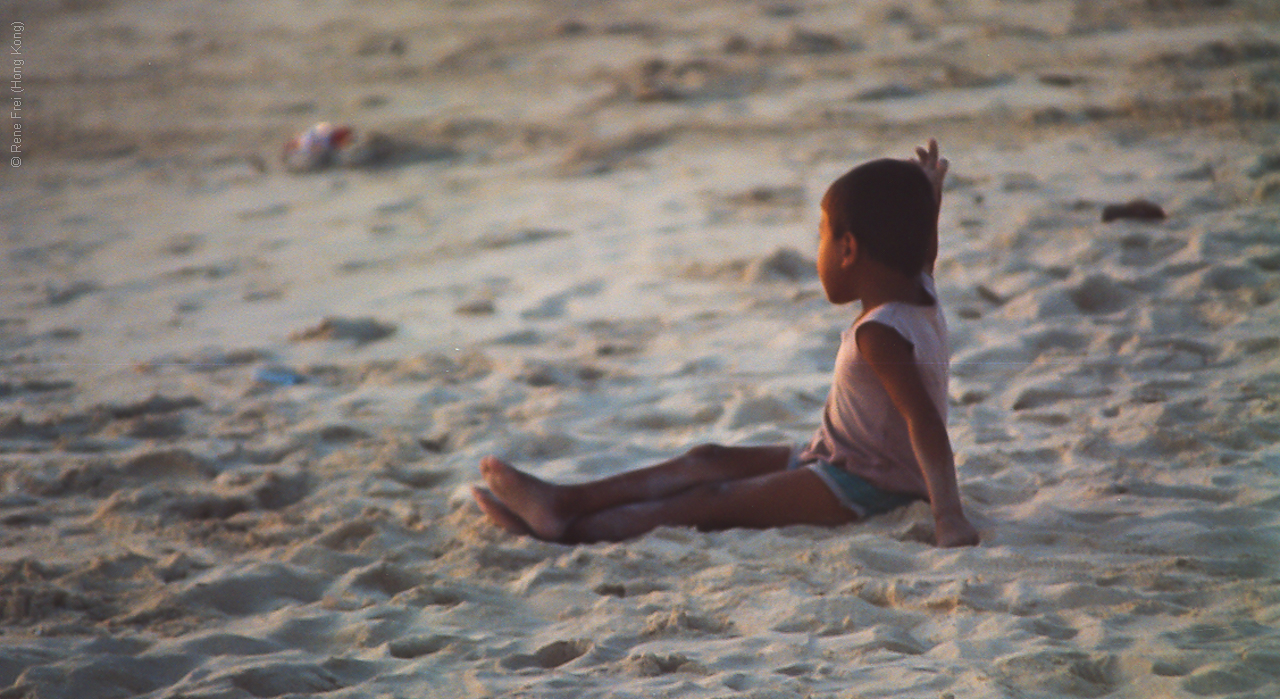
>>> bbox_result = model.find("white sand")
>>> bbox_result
[3,0,1280,697]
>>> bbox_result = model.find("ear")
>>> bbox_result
[839,232,859,269]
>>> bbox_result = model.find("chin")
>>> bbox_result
[821,284,857,305]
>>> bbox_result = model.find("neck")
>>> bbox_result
[855,263,928,314]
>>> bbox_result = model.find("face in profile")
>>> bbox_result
[816,208,859,305]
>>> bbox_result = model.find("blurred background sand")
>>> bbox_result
[2,1,1279,697]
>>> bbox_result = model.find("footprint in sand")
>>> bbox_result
[119,449,215,482]
[44,281,99,306]
[218,662,347,697]
[1180,663,1270,696]
[335,561,419,599]
[1200,264,1262,293]
[558,131,667,176]
[167,632,286,657]
[15,655,198,697]
[311,519,378,552]
[497,639,593,671]
[1010,386,1111,411]
[520,280,605,320]
[388,634,470,659]
[289,317,397,345]
[994,650,1121,698]
[534,639,593,669]
[1018,614,1080,641]
[1069,274,1135,314]
[629,652,702,677]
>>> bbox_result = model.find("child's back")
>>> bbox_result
[801,271,948,499]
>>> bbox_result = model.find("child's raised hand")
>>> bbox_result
[914,138,948,207]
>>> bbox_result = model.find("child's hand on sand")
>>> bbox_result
[935,512,980,548]
[915,138,948,207]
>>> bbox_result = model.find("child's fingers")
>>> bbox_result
[916,139,942,167]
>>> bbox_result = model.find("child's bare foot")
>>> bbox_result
[471,486,534,536]
[479,456,572,541]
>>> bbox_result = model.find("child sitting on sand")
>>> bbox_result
[473,139,980,548]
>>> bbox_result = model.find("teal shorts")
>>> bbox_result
[791,453,918,519]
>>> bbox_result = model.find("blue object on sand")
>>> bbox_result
[255,366,306,386]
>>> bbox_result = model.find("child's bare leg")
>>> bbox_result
[480,445,791,541]
[564,466,857,543]
[562,444,793,510]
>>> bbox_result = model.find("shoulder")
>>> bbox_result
[854,318,913,360]
[854,303,918,350]
[855,277,943,346]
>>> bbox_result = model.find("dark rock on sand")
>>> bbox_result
[1102,199,1166,223]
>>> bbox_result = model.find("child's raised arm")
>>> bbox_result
[914,138,948,276]
[856,322,979,548]
[914,138,948,208]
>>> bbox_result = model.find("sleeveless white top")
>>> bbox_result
[799,274,949,497]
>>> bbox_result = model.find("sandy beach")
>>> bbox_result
[3,0,1280,697]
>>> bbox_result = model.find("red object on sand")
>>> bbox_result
[282,122,355,172]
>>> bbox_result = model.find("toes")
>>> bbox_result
[479,456,507,484]
[479,456,510,478]
[472,486,533,536]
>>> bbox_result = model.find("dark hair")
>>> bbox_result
[821,158,937,276]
